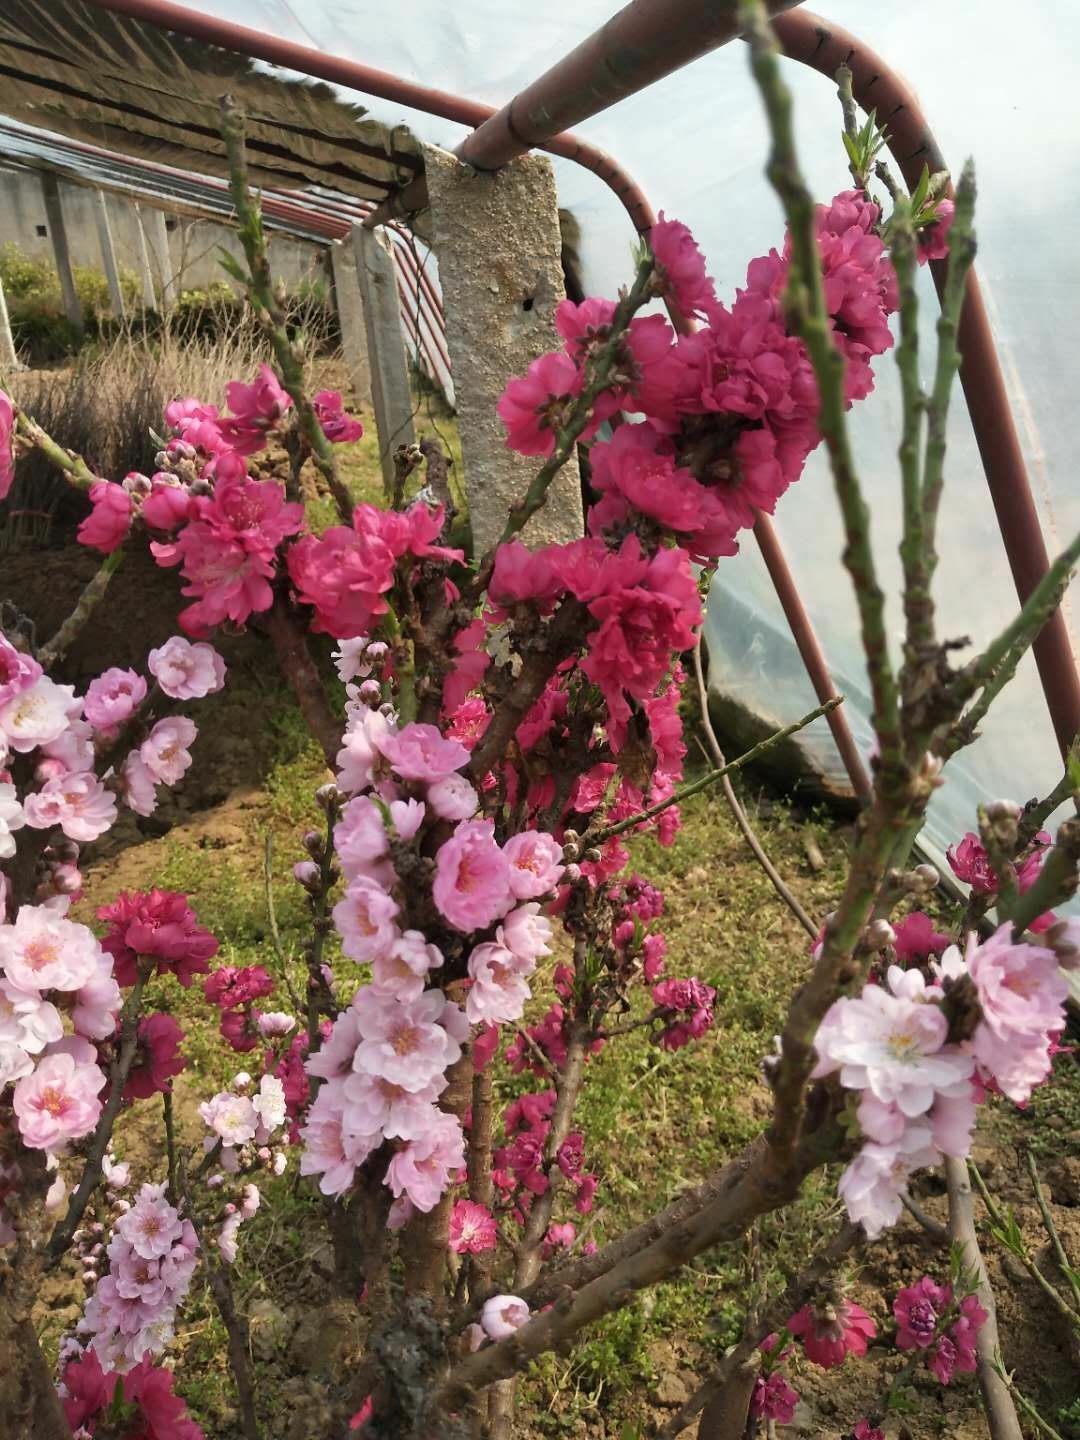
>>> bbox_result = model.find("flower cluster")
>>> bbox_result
[80,1182,199,1371]
[203,963,275,1051]
[60,1348,205,1440]
[894,1273,987,1385]
[813,922,1068,1237]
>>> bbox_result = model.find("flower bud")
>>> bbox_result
[315,783,341,811]
[293,860,320,889]
[357,678,381,705]
[233,1071,252,1090]
[912,864,940,889]
[865,919,896,950]
[302,831,324,857]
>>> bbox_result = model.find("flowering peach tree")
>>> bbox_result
[0,7,1078,1439]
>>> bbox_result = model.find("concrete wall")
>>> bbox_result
[0,166,329,296]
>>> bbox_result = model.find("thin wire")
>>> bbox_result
[692,633,819,940]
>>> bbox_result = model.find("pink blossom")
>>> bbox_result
[390,798,425,840]
[466,941,534,1025]
[0,674,80,752]
[812,968,972,1117]
[13,1050,106,1148]
[448,1199,498,1254]
[147,637,226,699]
[99,889,218,987]
[946,832,998,893]
[0,903,102,991]
[121,751,159,816]
[936,1293,986,1383]
[333,877,400,962]
[0,389,14,501]
[503,830,565,900]
[84,667,147,729]
[305,1007,362,1084]
[314,389,364,443]
[480,1294,530,1341]
[0,635,42,709]
[433,819,514,933]
[352,987,465,1092]
[77,480,132,553]
[838,1121,940,1238]
[651,977,716,1051]
[38,715,93,775]
[0,977,63,1056]
[372,930,443,1001]
[342,1071,443,1140]
[497,351,590,458]
[299,1088,378,1196]
[378,721,469,782]
[142,478,195,531]
[499,903,554,963]
[650,212,716,318]
[23,770,118,842]
[337,707,397,793]
[140,716,197,785]
[385,1108,466,1212]
[918,198,955,263]
[787,1297,876,1368]
[61,1351,205,1440]
[220,363,292,451]
[71,951,123,1041]
[852,1423,885,1440]
[427,773,478,821]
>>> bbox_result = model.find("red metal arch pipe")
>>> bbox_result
[773,8,1080,757]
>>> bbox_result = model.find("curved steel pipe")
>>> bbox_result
[773,8,1080,756]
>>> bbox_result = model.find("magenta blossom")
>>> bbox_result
[77,480,133,553]
[0,634,42,709]
[314,389,364,443]
[651,977,716,1051]
[0,389,14,501]
[448,1198,498,1254]
[650,212,717,318]
[894,1274,951,1350]
[203,964,274,1010]
[124,1012,186,1100]
[497,350,592,458]
[750,1370,799,1424]
[61,1350,205,1440]
[852,1423,885,1440]
[787,1297,876,1368]
[99,889,218,987]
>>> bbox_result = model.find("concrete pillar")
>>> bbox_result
[329,238,372,410]
[40,174,84,336]
[145,207,177,312]
[353,225,415,492]
[0,277,20,370]
[423,145,583,556]
[133,203,157,309]
[93,190,126,320]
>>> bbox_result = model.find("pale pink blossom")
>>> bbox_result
[299,1087,380,1196]
[812,969,972,1117]
[120,753,158,817]
[38,716,94,776]
[342,1071,444,1140]
[335,796,389,879]
[0,782,24,859]
[199,1091,258,1147]
[251,1074,287,1135]
[333,877,400,962]
[332,637,371,684]
[389,798,426,840]
[256,1011,296,1038]
[466,942,534,1025]
[0,1038,33,1084]
[0,675,81,753]
[0,977,63,1053]
[481,1294,530,1341]
[433,819,514,933]
[426,773,478,821]
[502,830,565,900]
[0,904,102,991]
[371,931,443,1001]
[83,669,147,730]
[352,987,466,1092]
[498,904,554,963]
[377,722,469,782]
[139,717,197,786]
[838,1122,940,1238]
[305,1007,363,1083]
[71,952,123,1042]
[336,707,396,793]
[385,1109,465,1212]
[147,637,226,699]
[13,1051,106,1149]
[23,771,118,843]
[123,1182,185,1260]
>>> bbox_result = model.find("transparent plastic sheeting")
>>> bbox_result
[49,2,1080,859]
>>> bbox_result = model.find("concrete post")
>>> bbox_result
[0,277,20,371]
[353,225,415,492]
[93,190,126,320]
[423,145,583,556]
[329,238,372,410]
[145,207,177,312]
[40,174,84,336]
[133,203,157,309]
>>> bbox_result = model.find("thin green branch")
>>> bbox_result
[739,0,901,770]
[1025,1147,1080,1314]
[38,548,125,670]
[969,1162,1080,1334]
[219,95,353,525]
[920,163,977,578]
[891,198,931,664]
[14,408,97,490]
[1008,817,1080,935]
[586,695,843,844]
[990,1358,1067,1440]
[1019,745,1080,844]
